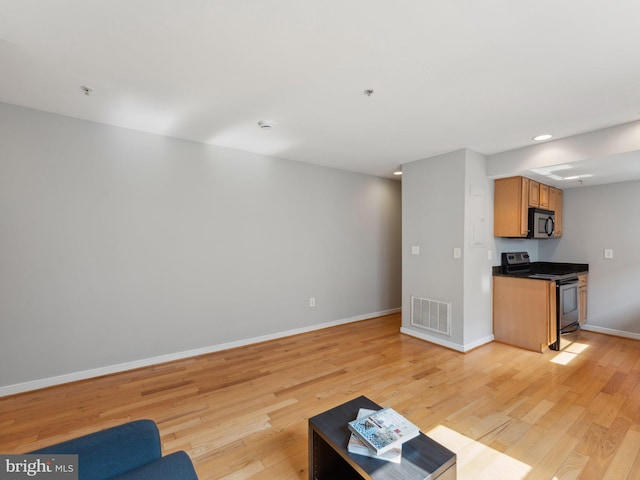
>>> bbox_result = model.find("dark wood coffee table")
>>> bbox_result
[308,396,456,480]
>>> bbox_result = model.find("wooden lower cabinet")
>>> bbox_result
[578,273,588,323]
[493,276,556,352]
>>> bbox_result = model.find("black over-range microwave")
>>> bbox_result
[528,208,555,238]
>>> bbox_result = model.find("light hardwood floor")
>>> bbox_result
[2,313,640,479]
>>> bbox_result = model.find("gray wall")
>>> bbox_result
[402,149,494,351]
[0,102,402,391]
[462,150,494,346]
[494,238,540,263]
[539,180,640,337]
[402,150,465,346]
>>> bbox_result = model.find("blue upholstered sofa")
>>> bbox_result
[29,419,198,480]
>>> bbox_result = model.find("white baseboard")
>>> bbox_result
[0,308,400,397]
[581,324,640,341]
[401,324,640,353]
[464,334,496,352]
[400,327,494,353]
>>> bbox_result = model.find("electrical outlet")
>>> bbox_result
[309,297,316,307]
[604,249,613,259]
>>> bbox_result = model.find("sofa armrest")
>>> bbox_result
[111,451,198,480]
[30,420,162,480]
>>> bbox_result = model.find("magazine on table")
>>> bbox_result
[347,409,402,463]
[347,407,420,456]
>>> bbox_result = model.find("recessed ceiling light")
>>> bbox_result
[533,134,553,141]
[393,170,402,176]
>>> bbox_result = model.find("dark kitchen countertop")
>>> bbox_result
[493,262,589,278]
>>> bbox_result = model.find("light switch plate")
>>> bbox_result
[411,246,420,255]
[604,249,613,259]
[453,247,462,259]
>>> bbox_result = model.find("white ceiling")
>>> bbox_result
[525,150,640,188]
[1,1,640,181]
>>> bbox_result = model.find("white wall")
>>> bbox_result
[401,149,494,351]
[0,103,402,392]
[539,180,640,338]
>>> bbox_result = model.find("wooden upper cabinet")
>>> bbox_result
[529,180,540,207]
[520,177,529,237]
[494,176,563,238]
[548,187,563,237]
[528,180,549,209]
[539,184,549,209]
[494,176,529,237]
[549,187,562,238]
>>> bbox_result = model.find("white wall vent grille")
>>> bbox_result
[410,296,451,336]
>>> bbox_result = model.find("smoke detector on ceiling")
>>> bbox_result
[81,85,94,96]
[258,120,274,129]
